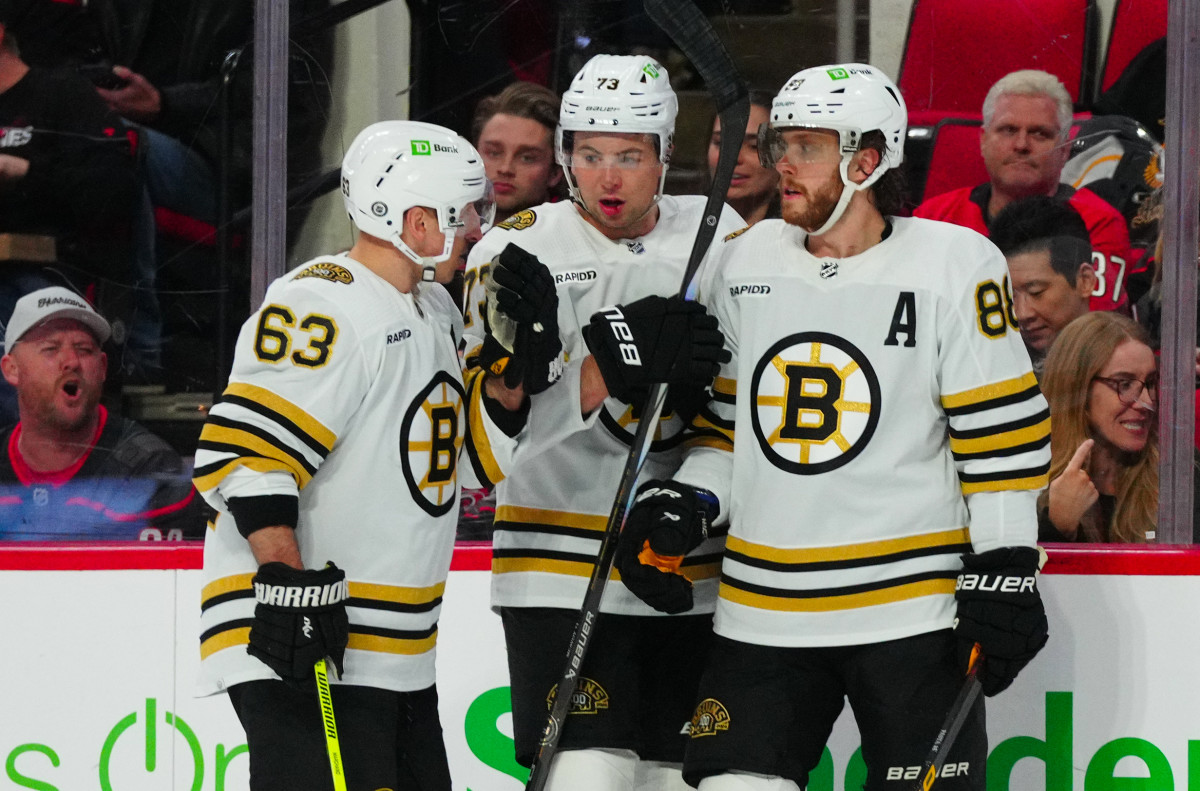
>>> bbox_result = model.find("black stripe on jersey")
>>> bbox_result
[697,403,734,431]
[952,435,1050,462]
[199,618,254,645]
[724,542,971,574]
[958,462,1051,485]
[711,390,736,406]
[201,588,254,612]
[201,414,320,476]
[494,520,602,542]
[196,439,318,478]
[221,393,332,460]
[492,547,600,565]
[192,458,231,479]
[948,408,1050,440]
[347,595,443,614]
[942,384,1042,417]
[349,623,438,641]
[720,568,958,599]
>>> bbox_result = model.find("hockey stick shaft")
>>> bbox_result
[315,658,348,791]
[914,644,983,791]
[523,5,748,790]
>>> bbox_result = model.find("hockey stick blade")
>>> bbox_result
[315,658,348,791]
[522,6,748,791]
[914,645,984,791]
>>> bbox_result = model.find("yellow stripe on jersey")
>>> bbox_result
[464,369,505,485]
[949,415,1050,456]
[492,556,612,578]
[198,423,315,488]
[223,381,337,452]
[941,372,1039,412]
[201,573,255,605]
[347,631,438,655]
[726,527,971,566]
[200,626,250,659]
[348,580,446,606]
[714,377,737,396]
[961,472,1050,495]
[193,456,302,494]
[690,412,735,444]
[495,505,608,532]
[720,577,956,612]
[685,435,734,451]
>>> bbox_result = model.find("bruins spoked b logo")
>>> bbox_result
[750,332,880,474]
[401,371,466,516]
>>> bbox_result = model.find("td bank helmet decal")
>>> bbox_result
[401,371,467,516]
[750,332,880,474]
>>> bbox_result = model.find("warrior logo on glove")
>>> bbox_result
[248,561,350,688]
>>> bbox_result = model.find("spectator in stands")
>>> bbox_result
[1039,311,1157,542]
[0,287,201,540]
[914,69,1135,313]
[0,7,137,422]
[990,196,1094,378]
[708,89,779,225]
[471,81,563,219]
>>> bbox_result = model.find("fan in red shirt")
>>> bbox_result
[915,69,1138,313]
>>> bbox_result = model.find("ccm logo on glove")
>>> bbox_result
[955,574,1035,594]
[254,578,349,608]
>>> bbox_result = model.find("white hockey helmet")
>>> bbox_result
[341,120,495,280]
[555,54,678,206]
[763,64,907,235]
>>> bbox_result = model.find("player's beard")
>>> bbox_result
[781,170,844,233]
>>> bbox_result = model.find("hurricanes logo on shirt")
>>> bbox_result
[400,371,466,516]
[750,332,881,474]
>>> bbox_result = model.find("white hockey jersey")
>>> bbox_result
[675,217,1050,647]
[463,197,744,616]
[194,254,518,695]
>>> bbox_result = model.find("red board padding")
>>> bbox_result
[1,542,1197,575]
[0,541,496,571]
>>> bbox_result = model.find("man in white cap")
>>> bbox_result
[0,286,199,539]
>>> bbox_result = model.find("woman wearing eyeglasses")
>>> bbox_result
[1040,311,1159,542]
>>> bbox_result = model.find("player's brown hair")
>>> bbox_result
[471,81,560,144]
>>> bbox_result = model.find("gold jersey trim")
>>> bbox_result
[719,576,955,612]
[725,527,971,566]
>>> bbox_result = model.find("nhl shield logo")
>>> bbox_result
[32,487,49,507]
[820,259,839,279]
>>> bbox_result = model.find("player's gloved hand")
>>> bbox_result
[481,243,564,395]
[615,480,718,614]
[584,295,730,403]
[248,561,350,688]
[953,546,1048,696]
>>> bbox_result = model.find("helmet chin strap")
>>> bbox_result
[391,234,453,283]
[808,156,887,238]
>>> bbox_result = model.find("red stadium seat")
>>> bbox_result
[899,0,1098,113]
[916,116,987,204]
[1100,0,1168,92]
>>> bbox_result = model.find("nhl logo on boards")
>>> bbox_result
[546,677,610,715]
[820,259,839,279]
[687,698,730,738]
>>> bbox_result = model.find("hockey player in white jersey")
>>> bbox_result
[193,121,531,791]
[617,65,1052,791]
[461,55,742,791]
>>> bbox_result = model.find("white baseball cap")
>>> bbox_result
[3,287,112,354]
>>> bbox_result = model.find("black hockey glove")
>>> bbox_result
[615,480,719,614]
[480,243,564,395]
[248,561,350,688]
[953,546,1049,697]
[583,295,730,403]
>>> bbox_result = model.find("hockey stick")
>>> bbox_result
[522,5,749,790]
[314,658,348,791]
[913,644,984,791]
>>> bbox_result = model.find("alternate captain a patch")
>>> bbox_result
[750,331,881,475]
[496,209,537,231]
[292,262,354,284]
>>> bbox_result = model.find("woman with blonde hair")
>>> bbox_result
[1040,311,1158,542]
